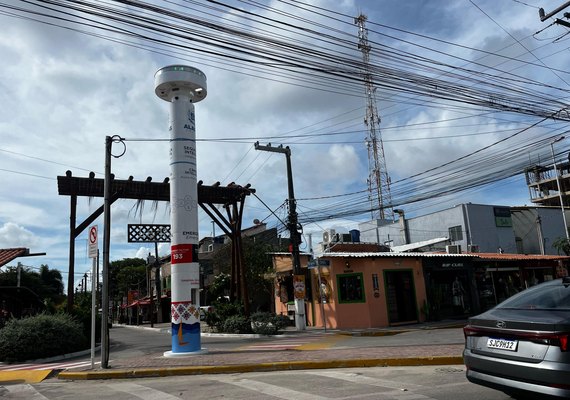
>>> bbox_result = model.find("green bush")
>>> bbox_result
[204,301,245,332]
[222,315,252,334]
[0,313,87,362]
[250,312,290,335]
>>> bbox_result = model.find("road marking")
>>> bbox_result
[0,360,97,371]
[239,333,342,351]
[0,370,51,384]
[0,363,34,371]
[307,370,426,390]
[109,382,180,400]
[210,377,330,400]
[382,389,434,399]
[3,383,49,398]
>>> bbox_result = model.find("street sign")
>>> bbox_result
[88,225,98,259]
[307,259,330,268]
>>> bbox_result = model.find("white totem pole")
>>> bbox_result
[155,65,207,356]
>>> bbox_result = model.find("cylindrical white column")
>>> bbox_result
[155,65,207,355]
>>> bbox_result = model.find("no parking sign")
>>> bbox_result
[88,225,98,259]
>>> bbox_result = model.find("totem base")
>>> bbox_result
[163,348,208,358]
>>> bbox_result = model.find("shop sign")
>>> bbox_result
[293,275,306,299]
[442,263,464,268]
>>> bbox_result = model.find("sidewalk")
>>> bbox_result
[57,321,467,381]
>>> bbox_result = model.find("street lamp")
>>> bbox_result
[550,137,569,240]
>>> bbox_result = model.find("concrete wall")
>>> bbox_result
[307,257,426,329]
[511,207,566,255]
[358,204,567,255]
[465,204,517,253]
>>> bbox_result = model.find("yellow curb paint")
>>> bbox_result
[57,356,465,380]
[0,370,52,384]
[296,334,348,350]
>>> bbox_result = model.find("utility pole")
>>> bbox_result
[539,2,570,27]
[254,142,306,330]
[101,135,112,369]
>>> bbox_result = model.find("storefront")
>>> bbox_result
[472,253,569,312]
[270,249,570,329]
[422,255,477,320]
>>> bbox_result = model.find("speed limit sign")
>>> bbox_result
[88,225,98,258]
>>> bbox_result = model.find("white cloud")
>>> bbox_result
[0,222,38,248]
[0,0,563,280]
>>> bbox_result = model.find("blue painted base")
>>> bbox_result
[171,322,201,353]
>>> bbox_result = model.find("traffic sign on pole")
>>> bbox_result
[88,225,98,259]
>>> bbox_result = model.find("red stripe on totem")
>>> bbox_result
[171,243,194,264]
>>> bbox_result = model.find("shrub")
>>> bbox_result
[250,312,290,335]
[222,315,252,334]
[0,313,87,362]
[204,300,245,332]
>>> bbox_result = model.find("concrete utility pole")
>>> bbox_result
[254,142,306,330]
[539,2,570,27]
[101,135,112,369]
[550,137,570,240]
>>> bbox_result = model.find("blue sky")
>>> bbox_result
[0,0,569,291]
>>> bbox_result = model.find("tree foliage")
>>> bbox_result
[552,237,570,256]
[0,264,65,311]
[108,258,147,304]
[210,236,278,312]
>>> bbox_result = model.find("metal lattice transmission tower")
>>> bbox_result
[355,14,393,221]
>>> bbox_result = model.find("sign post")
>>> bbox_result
[308,258,330,332]
[88,225,98,369]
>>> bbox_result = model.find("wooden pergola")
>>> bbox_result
[57,171,254,313]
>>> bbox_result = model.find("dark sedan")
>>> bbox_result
[463,277,570,399]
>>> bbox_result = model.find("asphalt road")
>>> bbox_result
[1,365,513,399]
[107,324,466,357]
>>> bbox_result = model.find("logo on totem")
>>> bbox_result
[187,109,195,123]
[174,195,197,212]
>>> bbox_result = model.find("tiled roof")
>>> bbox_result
[314,252,570,260]
[472,252,570,261]
[324,252,474,258]
[0,248,29,267]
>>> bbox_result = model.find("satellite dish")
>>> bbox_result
[253,219,260,225]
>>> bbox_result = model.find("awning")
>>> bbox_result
[127,299,151,307]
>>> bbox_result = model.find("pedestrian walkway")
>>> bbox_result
[56,321,466,381]
[0,320,467,384]
[0,360,98,371]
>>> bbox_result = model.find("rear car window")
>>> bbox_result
[497,280,570,310]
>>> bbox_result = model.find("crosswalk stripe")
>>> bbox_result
[1,364,37,371]
[306,370,426,390]
[0,359,96,371]
[209,377,330,400]
[108,382,180,400]
[4,383,49,398]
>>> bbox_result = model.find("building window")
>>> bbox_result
[449,226,463,242]
[337,273,365,303]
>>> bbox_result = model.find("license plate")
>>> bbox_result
[487,338,518,351]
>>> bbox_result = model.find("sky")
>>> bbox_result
[1,0,570,291]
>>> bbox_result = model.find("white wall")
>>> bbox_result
[358,204,566,255]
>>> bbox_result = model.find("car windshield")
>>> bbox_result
[497,280,570,310]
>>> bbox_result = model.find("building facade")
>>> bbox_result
[358,203,567,255]
[271,249,570,330]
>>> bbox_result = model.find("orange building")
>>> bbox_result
[271,248,570,330]
[272,248,430,329]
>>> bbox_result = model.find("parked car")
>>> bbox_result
[199,305,213,320]
[463,277,570,399]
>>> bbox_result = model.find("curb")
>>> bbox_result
[57,356,465,381]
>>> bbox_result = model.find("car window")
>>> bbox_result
[498,281,570,310]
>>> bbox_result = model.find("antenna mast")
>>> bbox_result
[355,14,392,220]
